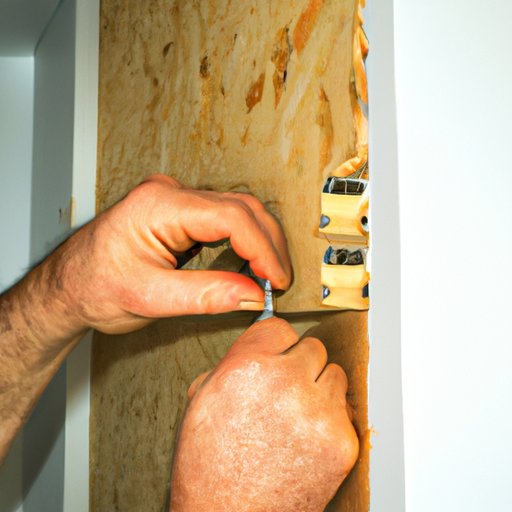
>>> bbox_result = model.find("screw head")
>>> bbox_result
[361,215,369,232]
[320,215,330,229]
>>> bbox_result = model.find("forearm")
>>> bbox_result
[0,174,293,465]
[0,248,86,464]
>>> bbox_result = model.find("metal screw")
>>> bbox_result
[320,215,330,229]
[361,215,369,232]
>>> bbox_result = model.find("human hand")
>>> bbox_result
[170,318,359,512]
[53,174,292,334]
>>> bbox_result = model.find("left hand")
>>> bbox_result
[50,174,292,334]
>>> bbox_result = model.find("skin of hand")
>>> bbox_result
[0,174,292,464]
[53,173,292,334]
[170,318,359,512]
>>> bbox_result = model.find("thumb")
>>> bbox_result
[140,269,265,317]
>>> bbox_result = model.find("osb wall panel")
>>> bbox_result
[90,312,368,512]
[92,0,369,511]
[96,0,359,312]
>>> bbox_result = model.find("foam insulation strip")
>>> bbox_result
[321,263,369,310]
[319,187,369,244]
[320,0,370,310]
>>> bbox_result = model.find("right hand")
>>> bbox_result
[171,318,359,512]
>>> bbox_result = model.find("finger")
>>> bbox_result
[286,337,328,380]
[129,182,291,289]
[316,363,349,397]
[156,189,291,290]
[188,371,211,399]
[222,192,292,285]
[186,191,290,289]
[136,269,265,317]
[227,317,300,357]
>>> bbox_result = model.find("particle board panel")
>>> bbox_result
[90,312,368,512]
[96,0,359,312]
[92,0,369,510]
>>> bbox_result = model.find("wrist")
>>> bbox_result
[8,244,89,355]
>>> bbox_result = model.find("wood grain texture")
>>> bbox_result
[91,314,250,512]
[96,0,359,312]
[90,312,369,512]
[91,1,368,510]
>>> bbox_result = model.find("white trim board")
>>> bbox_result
[367,0,407,509]
[63,0,99,510]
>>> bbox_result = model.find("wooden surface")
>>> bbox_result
[90,312,369,512]
[91,0,369,510]
[96,0,359,312]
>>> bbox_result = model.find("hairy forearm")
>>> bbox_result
[0,248,86,464]
[0,174,293,466]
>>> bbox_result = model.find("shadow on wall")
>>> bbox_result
[22,365,66,511]
[0,366,65,512]
[0,436,23,512]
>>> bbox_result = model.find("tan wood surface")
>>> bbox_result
[96,0,360,312]
[91,0,369,510]
[91,312,369,511]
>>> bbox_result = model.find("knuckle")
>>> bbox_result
[255,317,298,344]
[223,191,264,213]
[225,198,254,220]
[198,287,223,315]
[128,174,183,205]
[329,363,348,388]
[130,178,159,199]
[235,193,266,213]
[302,336,328,357]
[146,173,183,189]
[132,175,181,198]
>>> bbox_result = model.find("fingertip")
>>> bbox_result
[278,243,293,285]
[277,265,294,290]
[268,258,293,291]
[257,267,292,292]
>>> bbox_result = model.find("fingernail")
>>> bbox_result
[238,300,265,311]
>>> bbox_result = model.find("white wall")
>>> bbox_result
[366,0,406,509]
[23,0,76,510]
[63,1,99,510]
[0,55,34,512]
[0,58,34,291]
[394,1,512,510]
[0,0,60,57]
